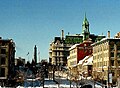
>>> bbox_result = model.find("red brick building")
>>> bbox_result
[77,39,93,63]
[67,39,93,67]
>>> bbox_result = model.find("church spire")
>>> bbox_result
[83,13,89,26]
[84,13,87,22]
[82,13,90,40]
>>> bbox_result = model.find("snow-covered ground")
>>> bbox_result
[15,78,106,88]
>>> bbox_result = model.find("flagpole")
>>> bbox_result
[38,51,40,63]
[26,52,29,62]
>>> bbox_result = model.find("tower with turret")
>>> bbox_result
[82,14,90,41]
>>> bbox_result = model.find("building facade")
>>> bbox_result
[0,38,15,85]
[67,39,93,67]
[67,44,79,68]
[49,35,71,66]
[15,57,25,66]
[49,15,105,66]
[67,39,93,80]
[92,37,120,86]
[77,55,93,78]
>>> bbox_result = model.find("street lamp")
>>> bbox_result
[102,66,104,88]
[108,66,112,88]
[53,62,55,81]
[69,67,71,88]
[43,64,45,88]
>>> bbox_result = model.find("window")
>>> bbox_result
[57,52,59,56]
[118,60,120,66]
[1,49,6,54]
[2,42,5,46]
[117,46,120,50]
[1,57,6,65]
[111,60,114,66]
[117,52,120,58]
[110,52,114,57]
[0,68,5,77]
[110,46,114,51]
[111,70,115,76]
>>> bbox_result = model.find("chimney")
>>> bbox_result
[61,30,64,40]
[108,31,110,38]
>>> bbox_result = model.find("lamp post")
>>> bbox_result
[102,66,104,88]
[57,63,60,88]
[69,67,71,88]
[43,64,45,88]
[108,66,113,88]
[53,62,55,81]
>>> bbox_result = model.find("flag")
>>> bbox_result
[27,52,29,56]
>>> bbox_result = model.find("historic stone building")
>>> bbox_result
[67,39,93,68]
[49,15,105,66]
[67,39,93,80]
[49,30,71,66]
[92,32,120,86]
[0,38,15,85]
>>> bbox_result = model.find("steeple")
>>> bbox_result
[83,13,89,25]
[82,13,90,40]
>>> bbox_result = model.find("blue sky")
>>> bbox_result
[0,0,120,62]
